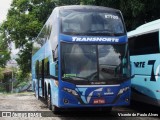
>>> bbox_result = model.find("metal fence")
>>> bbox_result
[0,80,32,93]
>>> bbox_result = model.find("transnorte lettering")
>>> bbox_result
[72,37,119,42]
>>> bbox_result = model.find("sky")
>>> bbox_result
[0,0,12,23]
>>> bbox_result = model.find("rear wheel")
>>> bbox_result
[34,82,39,99]
[47,91,52,110]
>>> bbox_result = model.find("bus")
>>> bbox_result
[128,19,160,106]
[32,5,131,113]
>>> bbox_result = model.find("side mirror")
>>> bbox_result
[56,60,58,64]
[52,50,58,61]
[122,58,127,65]
[52,45,58,61]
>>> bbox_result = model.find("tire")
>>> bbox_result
[47,91,52,110]
[35,83,39,99]
[52,105,60,114]
[47,89,60,114]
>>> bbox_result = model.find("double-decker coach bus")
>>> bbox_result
[32,5,131,113]
[128,19,160,106]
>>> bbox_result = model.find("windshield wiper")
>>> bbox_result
[89,30,115,35]
[63,76,88,81]
[117,75,135,81]
[104,75,134,81]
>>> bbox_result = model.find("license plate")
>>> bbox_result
[93,98,105,104]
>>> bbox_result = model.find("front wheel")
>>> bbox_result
[47,89,60,114]
[52,105,60,114]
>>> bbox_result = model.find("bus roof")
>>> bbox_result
[57,5,120,12]
[127,19,160,38]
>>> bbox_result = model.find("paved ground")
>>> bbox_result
[0,92,159,120]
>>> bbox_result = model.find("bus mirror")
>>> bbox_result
[54,57,57,61]
[52,50,55,60]
[122,58,126,64]
[53,47,58,61]
[52,50,58,61]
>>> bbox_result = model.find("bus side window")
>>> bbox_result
[44,58,50,77]
[129,32,159,55]
[39,61,42,78]
[35,61,39,79]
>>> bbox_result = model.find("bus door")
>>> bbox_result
[36,60,45,97]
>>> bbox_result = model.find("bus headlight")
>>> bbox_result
[117,87,130,95]
[63,87,78,96]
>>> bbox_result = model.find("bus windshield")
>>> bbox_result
[61,42,130,83]
[60,9,125,36]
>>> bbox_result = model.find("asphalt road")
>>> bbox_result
[0,92,159,120]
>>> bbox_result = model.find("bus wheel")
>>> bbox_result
[52,105,59,114]
[47,89,60,114]
[47,91,52,110]
[35,83,39,99]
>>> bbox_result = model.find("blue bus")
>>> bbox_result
[32,5,131,113]
[128,19,160,106]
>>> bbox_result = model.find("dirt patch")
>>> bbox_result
[0,92,58,120]
[0,92,49,111]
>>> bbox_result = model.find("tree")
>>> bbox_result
[80,0,160,31]
[57,0,80,5]
[1,0,56,76]
[0,67,4,81]
[1,0,81,76]
[0,28,10,67]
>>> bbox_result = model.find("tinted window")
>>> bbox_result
[35,61,39,78]
[129,32,159,55]
[61,43,130,83]
[44,58,49,77]
[60,9,125,36]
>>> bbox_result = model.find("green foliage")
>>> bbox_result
[16,81,28,88]
[80,0,160,30]
[12,68,31,90]
[0,30,10,67]
[1,0,81,77]
[1,0,56,76]
[80,0,95,5]
[0,68,4,80]
[16,43,32,75]
[15,69,30,82]
[57,0,80,5]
